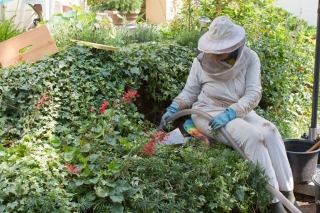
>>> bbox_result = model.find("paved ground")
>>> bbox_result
[296,193,316,213]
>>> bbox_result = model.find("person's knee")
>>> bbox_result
[226,119,266,147]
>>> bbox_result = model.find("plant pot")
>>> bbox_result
[284,139,320,183]
[104,10,139,26]
[312,171,320,213]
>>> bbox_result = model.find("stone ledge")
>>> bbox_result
[293,164,320,196]
[294,181,315,196]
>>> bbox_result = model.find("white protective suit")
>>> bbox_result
[172,46,294,193]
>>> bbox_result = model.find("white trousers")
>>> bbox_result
[191,110,294,192]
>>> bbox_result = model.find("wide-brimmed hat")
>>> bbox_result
[198,16,246,54]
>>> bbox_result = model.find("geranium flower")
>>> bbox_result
[99,101,108,114]
[66,164,81,174]
[122,90,139,103]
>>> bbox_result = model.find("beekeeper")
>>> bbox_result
[159,16,299,212]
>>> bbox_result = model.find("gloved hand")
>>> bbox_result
[209,107,236,130]
[157,103,180,131]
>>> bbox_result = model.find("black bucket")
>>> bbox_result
[284,139,319,183]
[312,171,320,213]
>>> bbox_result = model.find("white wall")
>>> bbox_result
[276,0,318,26]
[0,0,81,28]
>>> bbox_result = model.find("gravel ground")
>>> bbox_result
[296,193,316,213]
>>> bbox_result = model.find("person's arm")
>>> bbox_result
[229,50,262,118]
[173,58,203,109]
[158,58,202,130]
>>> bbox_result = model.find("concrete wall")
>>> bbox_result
[276,0,317,26]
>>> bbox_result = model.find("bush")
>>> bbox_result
[0,43,271,212]
[0,15,23,42]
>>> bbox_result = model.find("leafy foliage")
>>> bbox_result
[0,15,23,42]
[0,43,271,212]
[89,0,144,13]
[0,0,317,212]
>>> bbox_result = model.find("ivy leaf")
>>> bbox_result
[89,177,99,184]
[108,161,119,173]
[110,194,124,203]
[89,154,100,162]
[95,187,109,197]
[20,84,31,90]
[50,137,61,148]
[81,143,91,152]
[4,186,16,195]
[235,188,244,202]
[7,201,18,209]
[105,179,116,187]
[101,68,111,76]
[75,179,84,186]
[130,67,140,74]
[115,180,130,193]
[209,202,218,209]
[62,151,74,162]
[110,203,124,213]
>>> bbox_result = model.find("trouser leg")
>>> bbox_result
[243,111,294,192]
[192,113,280,191]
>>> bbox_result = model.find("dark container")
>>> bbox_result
[312,171,320,213]
[284,139,319,183]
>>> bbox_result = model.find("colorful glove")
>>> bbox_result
[158,103,180,130]
[209,107,236,130]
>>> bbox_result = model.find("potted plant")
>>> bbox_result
[90,0,144,26]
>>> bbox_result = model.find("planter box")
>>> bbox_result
[104,10,139,26]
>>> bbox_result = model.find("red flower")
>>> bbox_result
[66,164,81,174]
[142,131,169,156]
[292,35,296,39]
[312,38,316,41]
[89,108,94,112]
[99,101,108,114]
[122,91,139,103]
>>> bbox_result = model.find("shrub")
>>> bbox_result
[0,43,271,212]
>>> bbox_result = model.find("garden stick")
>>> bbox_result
[306,140,320,152]
[70,39,120,51]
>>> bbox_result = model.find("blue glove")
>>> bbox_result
[209,107,236,130]
[158,103,180,130]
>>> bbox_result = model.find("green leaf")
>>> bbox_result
[81,143,91,152]
[75,179,84,186]
[95,187,109,197]
[51,137,61,148]
[209,202,218,209]
[62,151,74,162]
[89,154,100,162]
[7,201,18,209]
[108,161,119,173]
[89,177,99,184]
[115,180,130,193]
[110,194,124,203]
[235,188,244,202]
[105,179,116,187]
[4,186,16,195]
[110,203,124,213]
[130,67,140,74]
